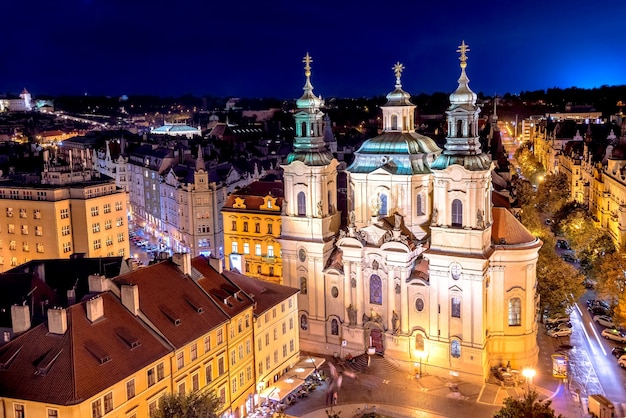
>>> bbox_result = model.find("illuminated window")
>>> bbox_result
[451,340,461,358]
[103,203,111,214]
[451,199,463,227]
[508,298,521,326]
[91,206,99,217]
[35,226,42,236]
[93,239,101,250]
[255,244,261,256]
[92,223,100,233]
[297,192,306,216]
[369,275,382,304]
[451,297,461,318]
[300,277,307,295]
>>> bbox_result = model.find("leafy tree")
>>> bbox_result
[514,146,544,182]
[512,176,535,207]
[594,251,626,325]
[535,172,570,215]
[494,390,563,418]
[154,391,222,418]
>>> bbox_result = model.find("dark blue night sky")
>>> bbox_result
[2,0,625,99]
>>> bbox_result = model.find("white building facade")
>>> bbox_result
[280,46,541,383]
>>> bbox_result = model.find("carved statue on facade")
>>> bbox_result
[392,310,400,334]
[346,304,357,327]
[431,207,438,226]
[476,208,484,229]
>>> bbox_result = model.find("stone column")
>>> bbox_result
[387,268,396,332]
[400,269,409,334]
[356,262,364,325]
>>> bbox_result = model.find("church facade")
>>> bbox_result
[279,45,541,382]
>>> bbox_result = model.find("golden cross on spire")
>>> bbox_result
[303,53,313,78]
[392,62,405,83]
[456,41,470,68]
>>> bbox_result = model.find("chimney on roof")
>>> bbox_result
[208,255,223,274]
[86,295,104,322]
[172,253,191,276]
[47,307,68,335]
[121,284,140,316]
[11,304,31,334]
[67,288,76,305]
[88,274,108,293]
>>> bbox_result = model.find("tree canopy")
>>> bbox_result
[154,391,222,418]
[494,390,562,418]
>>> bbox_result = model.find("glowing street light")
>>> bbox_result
[414,350,426,379]
[522,368,536,391]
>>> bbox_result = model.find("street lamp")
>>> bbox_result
[522,368,536,391]
[414,350,425,379]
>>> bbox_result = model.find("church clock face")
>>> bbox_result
[298,248,307,262]
[451,263,461,280]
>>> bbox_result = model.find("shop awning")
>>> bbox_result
[259,375,305,402]
[296,355,326,370]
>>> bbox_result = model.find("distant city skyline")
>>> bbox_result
[2,0,625,99]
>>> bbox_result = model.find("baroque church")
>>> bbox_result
[278,44,541,382]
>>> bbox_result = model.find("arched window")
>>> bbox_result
[301,121,307,137]
[391,115,398,130]
[370,275,382,305]
[416,194,423,215]
[331,319,339,335]
[297,192,306,216]
[508,297,521,326]
[300,277,307,295]
[380,194,388,216]
[451,297,461,318]
[328,190,332,213]
[451,199,463,227]
[300,314,308,330]
[456,120,463,137]
[450,340,461,358]
[415,334,424,351]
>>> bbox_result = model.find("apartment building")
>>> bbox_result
[222,180,284,283]
[0,172,129,272]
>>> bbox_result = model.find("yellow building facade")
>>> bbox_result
[222,181,284,284]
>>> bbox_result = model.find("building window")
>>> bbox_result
[178,381,186,395]
[106,236,113,246]
[255,223,260,233]
[451,340,461,358]
[10,257,17,266]
[217,329,223,344]
[61,225,70,236]
[7,224,14,234]
[231,241,238,253]
[91,399,102,418]
[36,243,43,253]
[219,387,226,405]
[380,194,388,216]
[191,343,198,361]
[267,223,273,234]
[243,222,248,232]
[243,243,249,254]
[147,368,155,387]
[451,297,461,318]
[192,373,199,392]
[60,208,69,219]
[63,242,71,253]
[92,223,100,233]
[9,241,16,250]
[157,362,165,381]
[508,297,521,326]
[206,364,213,384]
[231,220,237,231]
[105,220,112,230]
[116,217,124,227]
[47,409,59,418]
[19,209,26,218]
[6,208,13,217]
[34,209,41,219]
[290,339,294,352]
[103,203,111,214]
[149,402,157,418]
[91,206,99,217]
[204,335,211,352]
[115,201,123,211]
[177,351,184,369]
[218,357,225,375]
[104,392,113,413]
[297,192,306,216]
[20,225,28,235]
[267,245,274,257]
[331,319,339,335]
[126,379,135,400]
[117,233,124,243]
[416,194,424,215]
[369,275,382,305]
[300,277,307,295]
[93,239,101,250]
[35,226,42,236]
[255,243,261,256]
[451,199,463,227]
[22,242,28,252]
[245,262,250,272]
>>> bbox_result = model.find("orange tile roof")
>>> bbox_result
[0,292,170,405]
[112,260,228,348]
[491,207,540,246]
[191,256,255,317]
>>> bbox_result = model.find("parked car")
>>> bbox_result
[611,347,626,358]
[589,306,610,316]
[548,327,573,338]
[601,328,626,343]
[546,321,572,331]
[556,239,570,249]
[545,314,570,325]
[594,315,616,328]
[561,251,579,263]
[619,355,626,369]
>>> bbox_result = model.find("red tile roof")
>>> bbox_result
[491,207,540,246]
[191,257,255,317]
[0,292,170,405]
[112,260,229,348]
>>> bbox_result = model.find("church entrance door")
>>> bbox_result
[370,328,384,354]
